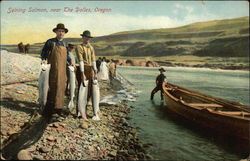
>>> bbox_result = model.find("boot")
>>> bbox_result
[150,93,154,100]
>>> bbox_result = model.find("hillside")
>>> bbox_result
[65,16,249,58]
[1,16,249,60]
[194,36,249,57]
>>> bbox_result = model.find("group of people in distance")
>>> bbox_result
[96,57,117,81]
[40,23,116,120]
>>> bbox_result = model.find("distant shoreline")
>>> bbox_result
[1,49,248,71]
[156,61,249,71]
[118,64,249,72]
[111,58,249,71]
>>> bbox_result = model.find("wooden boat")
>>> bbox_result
[162,82,250,142]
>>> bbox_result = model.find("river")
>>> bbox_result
[117,66,249,161]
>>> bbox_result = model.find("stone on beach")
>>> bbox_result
[47,135,56,141]
[39,147,50,153]
[80,123,89,129]
[107,135,114,140]
[17,150,32,160]
[7,129,16,136]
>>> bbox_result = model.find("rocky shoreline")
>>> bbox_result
[1,50,152,160]
[1,50,41,85]
[156,61,249,71]
[114,59,249,71]
[1,50,247,71]
[0,75,151,160]
[113,59,160,67]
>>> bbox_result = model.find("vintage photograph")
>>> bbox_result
[0,1,249,160]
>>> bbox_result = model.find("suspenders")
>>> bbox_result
[47,41,66,59]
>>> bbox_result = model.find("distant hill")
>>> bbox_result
[2,16,249,58]
[111,16,249,36]
[194,36,249,57]
[63,16,249,57]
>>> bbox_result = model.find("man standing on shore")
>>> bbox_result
[109,59,117,79]
[75,30,98,120]
[65,43,76,96]
[40,23,72,116]
[150,68,167,101]
[96,57,102,72]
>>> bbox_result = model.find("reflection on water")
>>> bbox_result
[118,66,249,161]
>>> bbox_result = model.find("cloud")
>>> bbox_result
[183,13,219,25]
[61,13,183,36]
[173,2,219,25]
[175,3,194,14]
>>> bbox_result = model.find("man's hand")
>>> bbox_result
[93,70,98,80]
[81,72,86,87]
[70,63,76,70]
[41,60,47,64]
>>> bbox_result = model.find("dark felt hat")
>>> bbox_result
[80,30,93,38]
[159,67,166,72]
[53,23,68,33]
[68,43,75,48]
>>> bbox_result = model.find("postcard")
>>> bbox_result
[0,1,249,160]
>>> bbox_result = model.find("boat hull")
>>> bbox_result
[162,83,250,142]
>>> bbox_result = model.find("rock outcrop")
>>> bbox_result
[1,50,40,85]
[113,59,159,67]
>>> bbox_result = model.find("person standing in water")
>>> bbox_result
[40,23,72,116]
[150,68,167,101]
[75,30,98,120]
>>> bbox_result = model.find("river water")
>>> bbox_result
[117,66,249,161]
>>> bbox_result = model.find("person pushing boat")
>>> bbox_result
[150,68,167,101]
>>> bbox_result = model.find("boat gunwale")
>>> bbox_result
[162,82,250,121]
[166,82,249,108]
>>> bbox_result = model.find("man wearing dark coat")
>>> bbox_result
[96,57,102,72]
[40,23,72,116]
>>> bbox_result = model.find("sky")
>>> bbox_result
[1,1,249,44]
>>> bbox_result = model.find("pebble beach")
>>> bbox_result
[0,50,151,160]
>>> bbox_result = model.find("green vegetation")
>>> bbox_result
[194,36,249,57]
[90,16,249,58]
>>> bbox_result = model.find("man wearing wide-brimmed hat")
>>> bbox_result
[40,23,73,116]
[150,67,167,101]
[109,59,117,79]
[75,30,99,120]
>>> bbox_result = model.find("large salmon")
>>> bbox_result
[67,66,76,110]
[77,80,89,118]
[38,64,51,112]
[92,79,100,120]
